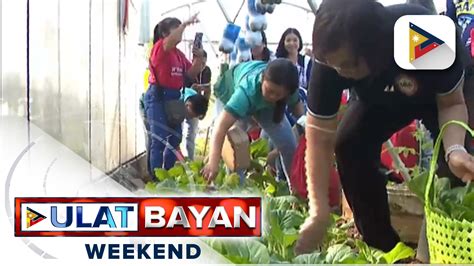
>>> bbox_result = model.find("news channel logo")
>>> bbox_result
[15,197,261,237]
[394,15,456,70]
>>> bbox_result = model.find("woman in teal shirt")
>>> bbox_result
[202,59,304,183]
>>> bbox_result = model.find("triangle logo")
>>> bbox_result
[409,22,445,62]
[26,207,46,228]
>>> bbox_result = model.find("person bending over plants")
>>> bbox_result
[295,0,474,259]
[202,59,305,183]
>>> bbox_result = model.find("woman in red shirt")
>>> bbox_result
[145,14,205,175]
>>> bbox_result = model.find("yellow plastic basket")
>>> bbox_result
[424,120,474,263]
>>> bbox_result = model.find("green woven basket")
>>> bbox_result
[424,120,474,263]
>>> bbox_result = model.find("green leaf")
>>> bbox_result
[435,177,451,197]
[154,168,170,181]
[154,179,178,193]
[223,173,241,188]
[265,209,303,261]
[275,181,291,196]
[281,227,300,248]
[321,215,350,248]
[214,169,225,187]
[203,238,226,254]
[248,170,277,191]
[466,182,474,193]
[409,165,422,178]
[270,254,287,264]
[176,174,189,186]
[263,170,277,184]
[144,182,158,194]
[355,240,386,264]
[243,185,262,195]
[442,185,466,200]
[274,210,305,230]
[249,159,265,173]
[418,176,474,222]
[338,219,354,231]
[204,239,271,264]
[436,185,463,215]
[242,178,259,191]
[446,201,474,222]
[268,196,300,210]
[247,172,263,189]
[413,130,424,142]
[344,257,371,264]
[382,242,415,264]
[189,161,204,175]
[267,207,283,241]
[324,227,350,247]
[193,174,206,185]
[325,244,358,264]
[258,157,267,167]
[407,171,429,200]
[188,183,207,192]
[168,165,185,178]
[250,138,270,159]
[292,252,326,264]
[421,142,433,151]
[156,179,177,188]
[462,192,474,209]
[265,183,276,195]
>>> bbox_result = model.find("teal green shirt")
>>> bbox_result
[214,61,299,119]
[181,87,197,102]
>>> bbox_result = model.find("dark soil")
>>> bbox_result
[397,257,424,264]
[338,218,426,264]
[337,218,361,240]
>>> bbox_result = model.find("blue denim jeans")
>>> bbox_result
[260,129,289,183]
[248,108,296,187]
[144,86,182,175]
[182,117,199,160]
[216,99,297,185]
[139,93,151,175]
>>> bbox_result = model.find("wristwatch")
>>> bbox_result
[445,144,467,163]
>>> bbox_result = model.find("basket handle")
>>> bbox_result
[424,120,474,206]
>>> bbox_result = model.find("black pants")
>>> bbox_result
[336,94,472,251]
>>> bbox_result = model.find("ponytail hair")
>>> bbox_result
[153,17,182,44]
[263,58,299,123]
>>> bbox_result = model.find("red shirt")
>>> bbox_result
[148,39,192,89]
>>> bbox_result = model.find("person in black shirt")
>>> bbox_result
[446,0,474,135]
[185,50,212,99]
[183,50,212,160]
[295,0,474,256]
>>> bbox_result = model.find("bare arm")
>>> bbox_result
[305,114,338,216]
[202,111,237,180]
[209,111,237,167]
[295,114,338,255]
[186,53,205,80]
[162,13,199,52]
[436,78,468,151]
[163,24,187,52]
[436,78,474,182]
[162,13,204,80]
